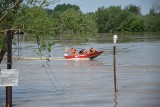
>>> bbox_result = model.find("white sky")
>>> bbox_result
[49,0,160,15]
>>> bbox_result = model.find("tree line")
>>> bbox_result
[13,3,159,39]
[48,4,160,33]
[1,3,160,35]
[1,3,160,39]
[95,5,160,32]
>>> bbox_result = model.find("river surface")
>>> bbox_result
[0,33,160,107]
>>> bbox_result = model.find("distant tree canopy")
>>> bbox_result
[51,3,81,19]
[125,4,141,15]
[95,5,160,33]
[49,4,97,42]
[53,3,80,12]
[96,6,128,33]
[144,14,160,32]
[58,8,97,42]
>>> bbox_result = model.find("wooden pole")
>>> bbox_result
[6,30,13,107]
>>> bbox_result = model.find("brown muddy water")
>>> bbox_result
[0,33,160,107]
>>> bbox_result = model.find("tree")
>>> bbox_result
[104,6,124,32]
[116,10,131,31]
[53,3,80,12]
[95,5,147,33]
[58,8,97,43]
[51,3,80,19]
[0,0,22,22]
[0,0,60,63]
[144,14,160,32]
[95,6,107,33]
[149,8,156,15]
[14,6,58,56]
[119,15,144,32]
[125,4,141,15]
[0,0,22,63]
[96,6,128,33]
[151,2,160,14]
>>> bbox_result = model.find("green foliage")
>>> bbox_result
[95,6,106,33]
[0,0,22,52]
[144,14,160,32]
[0,34,7,49]
[50,4,97,43]
[1,1,160,56]
[149,8,156,15]
[0,0,63,58]
[0,0,22,29]
[95,5,152,33]
[53,3,80,12]
[125,4,141,15]
[96,6,130,33]
[95,4,159,33]
[14,6,57,56]
[119,15,144,32]
[51,3,81,19]
[58,8,97,43]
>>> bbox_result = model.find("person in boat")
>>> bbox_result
[79,49,86,54]
[89,47,95,53]
[71,48,77,55]
[64,46,71,52]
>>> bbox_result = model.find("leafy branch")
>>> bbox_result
[0,0,21,22]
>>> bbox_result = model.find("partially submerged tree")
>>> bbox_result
[14,6,57,56]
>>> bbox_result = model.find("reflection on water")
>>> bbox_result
[114,93,117,107]
[0,33,160,107]
[63,60,105,67]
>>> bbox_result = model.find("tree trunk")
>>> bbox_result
[0,35,7,63]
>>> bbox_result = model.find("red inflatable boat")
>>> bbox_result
[64,51,104,59]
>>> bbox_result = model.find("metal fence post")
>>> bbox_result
[6,30,13,107]
[113,35,118,92]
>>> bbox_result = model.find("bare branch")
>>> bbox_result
[39,0,60,7]
[0,11,8,22]
[39,0,47,7]
[11,0,20,12]
[47,0,60,4]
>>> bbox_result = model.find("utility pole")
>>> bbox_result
[6,30,13,107]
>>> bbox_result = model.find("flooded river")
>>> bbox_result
[0,33,160,107]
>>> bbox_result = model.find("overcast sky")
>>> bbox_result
[49,0,160,15]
